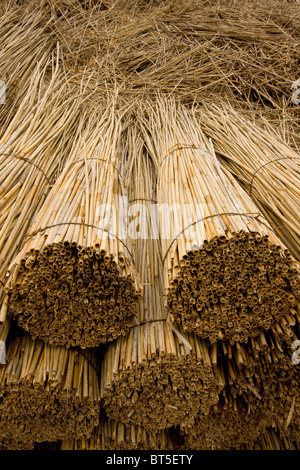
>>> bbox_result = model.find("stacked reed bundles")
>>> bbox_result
[6,106,141,348]
[44,418,175,450]
[138,99,300,344]
[238,427,299,450]
[0,55,83,325]
[196,104,300,261]
[180,322,299,449]
[180,394,271,450]
[0,333,100,445]
[101,129,221,431]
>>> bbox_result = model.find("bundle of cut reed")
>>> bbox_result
[6,104,141,348]
[219,328,300,440]
[0,333,100,444]
[0,54,86,325]
[243,341,300,441]
[45,417,175,450]
[196,103,300,261]
[180,393,272,450]
[0,439,35,450]
[101,127,221,431]
[180,321,299,449]
[237,427,299,450]
[138,99,300,344]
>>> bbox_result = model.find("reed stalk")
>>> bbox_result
[0,331,100,445]
[138,98,300,344]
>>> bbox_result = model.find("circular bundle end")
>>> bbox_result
[8,243,141,347]
[101,327,221,432]
[167,232,300,343]
[0,336,101,443]
[180,399,270,450]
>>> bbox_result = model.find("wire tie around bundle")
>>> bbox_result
[0,152,52,185]
[24,221,134,260]
[249,156,300,199]
[162,211,263,265]
[159,143,202,166]
[69,157,125,186]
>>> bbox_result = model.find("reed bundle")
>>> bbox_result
[6,104,141,348]
[180,320,299,449]
[196,104,300,261]
[180,395,271,450]
[209,324,299,415]
[138,99,300,344]
[0,56,84,326]
[0,439,35,450]
[245,343,300,440]
[45,418,175,450]
[0,333,100,445]
[238,427,299,450]
[101,128,221,431]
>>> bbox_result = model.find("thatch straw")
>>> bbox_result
[6,104,141,348]
[0,332,100,444]
[100,125,221,431]
[138,98,300,344]
[0,3,57,135]
[196,103,300,261]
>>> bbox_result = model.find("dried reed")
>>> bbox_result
[100,125,221,431]
[6,105,141,348]
[0,54,83,325]
[196,103,300,261]
[0,332,100,444]
[138,98,300,344]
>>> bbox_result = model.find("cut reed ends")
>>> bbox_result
[6,107,141,348]
[196,103,300,262]
[180,324,300,449]
[138,99,300,344]
[180,396,272,450]
[0,334,100,444]
[100,134,221,431]
[237,426,299,450]
[101,321,222,431]
[49,418,176,450]
[0,438,35,450]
